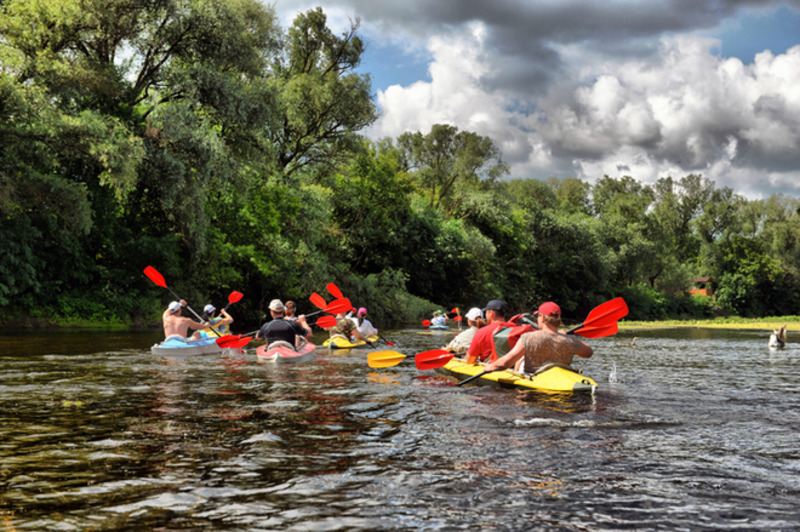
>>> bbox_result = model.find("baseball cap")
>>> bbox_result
[358,307,367,315]
[168,301,181,313]
[482,299,506,312]
[269,299,285,312]
[535,301,561,316]
[465,307,482,321]
[204,304,215,314]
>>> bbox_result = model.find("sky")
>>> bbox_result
[270,0,800,199]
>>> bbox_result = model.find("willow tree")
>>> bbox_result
[0,0,281,314]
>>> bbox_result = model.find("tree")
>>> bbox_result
[397,124,508,216]
[267,8,377,183]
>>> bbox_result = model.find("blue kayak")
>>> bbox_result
[150,336,224,356]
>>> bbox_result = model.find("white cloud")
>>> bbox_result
[272,0,800,197]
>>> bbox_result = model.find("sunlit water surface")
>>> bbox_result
[1,327,799,530]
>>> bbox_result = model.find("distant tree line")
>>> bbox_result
[2,1,799,328]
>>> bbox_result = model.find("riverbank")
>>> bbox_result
[620,316,800,331]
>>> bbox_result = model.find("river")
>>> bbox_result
[1,327,799,530]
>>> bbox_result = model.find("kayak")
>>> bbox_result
[151,336,224,356]
[429,324,449,330]
[323,334,379,349]
[437,357,597,393]
[199,317,230,338]
[256,341,317,363]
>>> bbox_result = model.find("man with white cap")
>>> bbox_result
[446,307,484,353]
[162,299,208,341]
[256,299,312,350]
[484,301,593,374]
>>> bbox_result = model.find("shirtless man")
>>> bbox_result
[483,302,593,374]
[162,300,208,341]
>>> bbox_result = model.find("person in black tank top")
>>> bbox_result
[256,299,312,348]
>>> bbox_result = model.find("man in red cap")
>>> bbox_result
[464,299,515,363]
[483,301,593,373]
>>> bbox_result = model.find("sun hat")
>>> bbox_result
[168,301,181,313]
[269,299,285,312]
[204,304,215,314]
[482,300,507,312]
[535,301,561,316]
[465,307,483,321]
[358,307,367,315]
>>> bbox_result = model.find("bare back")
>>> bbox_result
[162,310,204,339]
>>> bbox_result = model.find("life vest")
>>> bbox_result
[200,316,230,337]
[490,323,536,362]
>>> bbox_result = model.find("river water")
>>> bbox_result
[1,327,799,530]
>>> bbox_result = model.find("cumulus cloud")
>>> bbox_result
[272,0,800,197]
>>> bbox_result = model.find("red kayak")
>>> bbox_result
[256,341,317,364]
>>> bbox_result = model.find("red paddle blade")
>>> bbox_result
[454,316,463,321]
[143,266,166,288]
[325,298,352,314]
[228,291,244,304]
[574,322,618,338]
[310,292,327,309]
[415,349,454,370]
[316,315,337,328]
[422,320,431,327]
[326,282,344,299]
[230,336,252,348]
[216,334,241,347]
[450,307,459,314]
[583,297,628,328]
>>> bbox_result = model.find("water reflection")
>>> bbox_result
[1,327,799,530]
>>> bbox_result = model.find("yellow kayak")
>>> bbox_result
[437,358,597,393]
[323,334,379,349]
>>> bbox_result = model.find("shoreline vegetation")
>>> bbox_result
[619,316,800,331]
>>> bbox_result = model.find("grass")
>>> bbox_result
[619,316,800,331]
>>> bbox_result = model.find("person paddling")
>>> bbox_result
[201,303,234,337]
[256,299,312,350]
[327,311,368,344]
[446,307,484,353]
[162,300,208,342]
[351,307,378,339]
[464,300,515,363]
[483,302,593,374]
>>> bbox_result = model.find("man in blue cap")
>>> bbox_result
[465,299,515,364]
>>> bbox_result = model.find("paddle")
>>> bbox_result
[367,348,453,369]
[457,298,628,387]
[143,266,220,337]
[326,282,344,299]
[316,315,338,328]
[367,350,407,368]
[415,349,454,370]
[224,291,244,310]
[377,332,395,346]
[422,319,431,327]
[566,297,629,336]
[306,298,352,317]
[310,292,328,309]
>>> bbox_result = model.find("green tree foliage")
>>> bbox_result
[4,2,800,326]
[397,124,508,217]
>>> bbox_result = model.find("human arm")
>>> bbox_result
[575,337,593,358]
[483,341,526,372]
[219,309,234,326]
[295,315,312,338]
